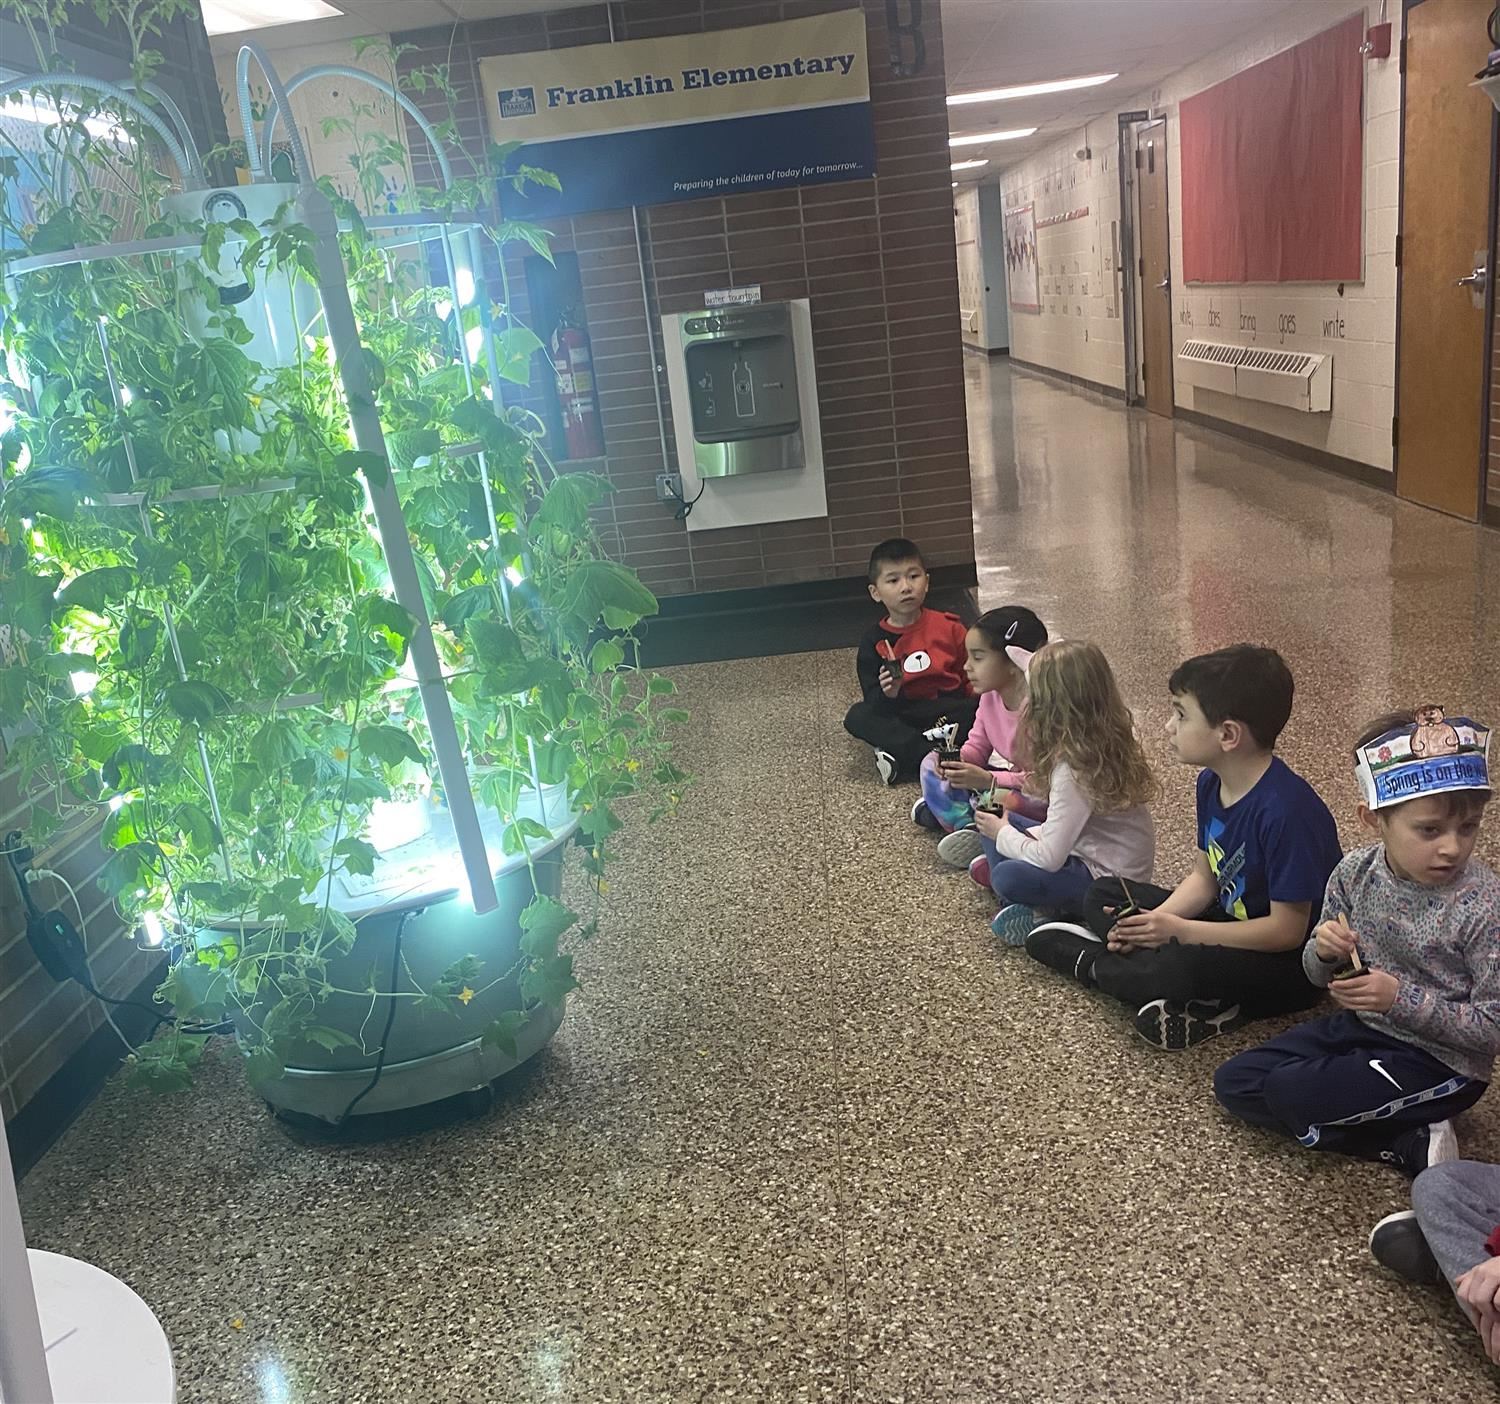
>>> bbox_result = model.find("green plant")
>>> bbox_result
[0,1,685,1089]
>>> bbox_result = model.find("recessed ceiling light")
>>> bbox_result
[949,129,1037,147]
[951,159,989,171]
[200,0,342,37]
[948,73,1119,106]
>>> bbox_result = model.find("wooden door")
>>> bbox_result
[1137,121,1175,418]
[1395,0,1495,519]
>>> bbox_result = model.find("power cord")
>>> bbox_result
[24,866,140,1058]
[5,832,225,1047]
[664,476,707,522]
[333,907,417,1125]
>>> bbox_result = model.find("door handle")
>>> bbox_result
[1157,277,1170,291]
[1456,265,1487,292]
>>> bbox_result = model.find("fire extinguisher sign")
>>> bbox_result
[481,10,875,218]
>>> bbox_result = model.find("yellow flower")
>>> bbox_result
[457,986,475,1005]
[231,1318,245,1331]
[332,747,348,762]
[625,759,640,774]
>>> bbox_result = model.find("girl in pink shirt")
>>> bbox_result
[917,606,1048,868]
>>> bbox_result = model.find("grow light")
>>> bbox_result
[138,910,165,947]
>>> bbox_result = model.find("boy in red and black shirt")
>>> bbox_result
[845,538,976,785]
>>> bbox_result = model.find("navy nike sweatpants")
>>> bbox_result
[1213,1011,1486,1158]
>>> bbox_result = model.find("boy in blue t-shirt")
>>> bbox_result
[1026,645,1344,1050]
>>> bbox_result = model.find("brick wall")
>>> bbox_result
[393,0,973,599]
[1,2,217,1135]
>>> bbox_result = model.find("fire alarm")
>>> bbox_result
[1362,21,1392,60]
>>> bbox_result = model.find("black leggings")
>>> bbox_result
[843,694,977,780]
[1081,877,1322,1017]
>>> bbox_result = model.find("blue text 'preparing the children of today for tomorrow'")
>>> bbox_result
[544,53,858,107]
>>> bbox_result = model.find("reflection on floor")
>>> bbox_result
[20,360,1500,1401]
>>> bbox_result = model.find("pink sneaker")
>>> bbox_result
[968,854,992,891]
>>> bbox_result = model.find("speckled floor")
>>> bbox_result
[18,360,1500,1402]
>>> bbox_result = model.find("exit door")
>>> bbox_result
[1395,0,1496,519]
[1136,121,1175,418]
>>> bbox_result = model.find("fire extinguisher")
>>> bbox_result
[550,312,605,460]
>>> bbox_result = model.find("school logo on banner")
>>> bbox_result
[481,9,876,217]
[498,87,537,119]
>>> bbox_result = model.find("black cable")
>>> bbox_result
[334,908,415,1125]
[77,972,173,1027]
[666,477,707,522]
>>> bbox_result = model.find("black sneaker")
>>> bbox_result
[1379,1119,1459,1179]
[1134,998,1248,1051]
[1368,1210,1443,1284]
[910,798,941,831]
[1024,923,1102,986]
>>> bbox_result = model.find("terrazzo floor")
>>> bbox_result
[18,360,1500,1402]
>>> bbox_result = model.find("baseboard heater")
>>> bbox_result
[1177,340,1332,413]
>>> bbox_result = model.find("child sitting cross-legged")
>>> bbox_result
[972,639,1157,947]
[1025,645,1341,1050]
[912,605,1048,867]
[1214,709,1498,1179]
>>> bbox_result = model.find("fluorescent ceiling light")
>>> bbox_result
[950,128,1037,147]
[950,159,988,171]
[200,0,342,37]
[949,73,1118,106]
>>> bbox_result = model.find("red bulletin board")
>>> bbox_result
[1180,11,1365,283]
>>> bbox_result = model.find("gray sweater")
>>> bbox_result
[1303,845,1500,1082]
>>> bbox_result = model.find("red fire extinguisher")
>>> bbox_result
[550,312,605,460]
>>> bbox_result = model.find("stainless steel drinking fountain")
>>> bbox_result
[676,302,805,477]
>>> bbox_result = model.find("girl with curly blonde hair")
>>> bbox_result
[973,639,1157,946]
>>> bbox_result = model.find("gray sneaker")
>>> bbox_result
[936,827,983,868]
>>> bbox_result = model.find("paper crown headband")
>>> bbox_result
[1354,707,1492,810]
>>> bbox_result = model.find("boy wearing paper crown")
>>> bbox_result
[1214,708,1499,1179]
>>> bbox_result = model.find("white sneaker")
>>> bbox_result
[1426,1119,1459,1168]
[874,750,897,785]
[936,827,983,868]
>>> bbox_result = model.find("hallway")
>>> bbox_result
[19,362,1500,1403]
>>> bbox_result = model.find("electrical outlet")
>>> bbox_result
[656,473,683,503]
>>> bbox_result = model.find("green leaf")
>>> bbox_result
[334,449,389,486]
[2,465,98,522]
[387,428,442,472]
[2,572,59,635]
[55,566,134,615]
[588,638,625,675]
[533,473,612,535]
[519,895,578,958]
[174,802,221,856]
[439,586,492,636]
[102,743,159,790]
[357,724,425,768]
[164,680,227,726]
[98,841,161,898]
[467,617,524,667]
[520,952,577,1009]
[335,835,379,877]
[361,596,415,643]
[481,1008,528,1058]
[557,561,659,631]
[501,817,554,855]
[302,1025,360,1053]
[646,676,677,696]
[359,345,387,390]
[193,341,255,417]
[495,325,544,384]
[116,612,161,670]
[495,219,555,263]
